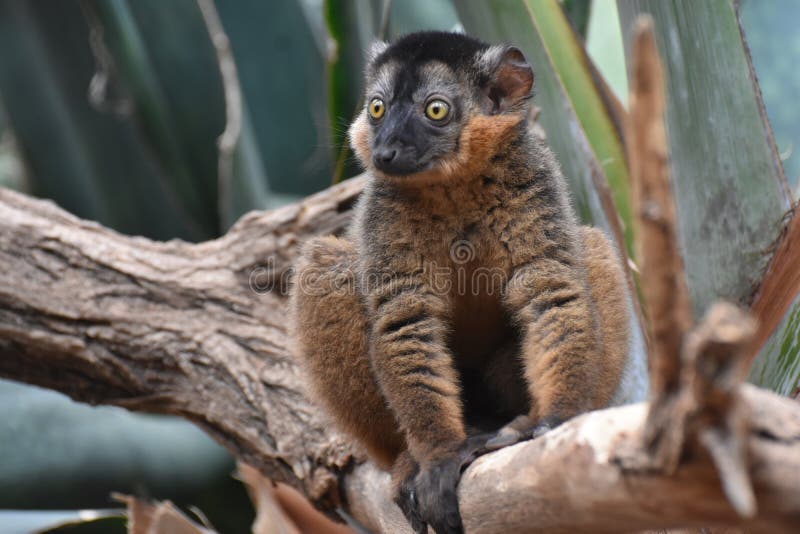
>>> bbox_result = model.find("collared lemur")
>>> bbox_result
[291,31,631,534]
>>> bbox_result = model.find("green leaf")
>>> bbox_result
[386,0,461,37]
[324,0,376,183]
[618,1,796,395]
[617,0,790,314]
[221,106,271,227]
[88,0,225,237]
[749,298,800,396]
[586,0,628,105]
[561,0,592,39]
[216,0,333,196]
[0,0,203,240]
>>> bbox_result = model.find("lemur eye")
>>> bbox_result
[368,97,385,120]
[425,99,450,121]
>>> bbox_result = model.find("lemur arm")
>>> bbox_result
[503,245,601,427]
[368,273,467,462]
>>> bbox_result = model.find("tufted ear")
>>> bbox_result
[366,40,389,64]
[479,45,534,114]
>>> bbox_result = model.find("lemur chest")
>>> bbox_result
[412,218,515,366]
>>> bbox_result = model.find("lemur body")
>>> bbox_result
[291,32,630,534]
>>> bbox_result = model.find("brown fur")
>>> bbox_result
[290,33,631,533]
[291,112,630,461]
[290,236,405,468]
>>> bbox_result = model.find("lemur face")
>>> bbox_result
[348,32,534,182]
[363,59,468,176]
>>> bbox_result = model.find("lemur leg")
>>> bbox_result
[290,236,405,469]
[579,226,629,408]
[498,226,630,441]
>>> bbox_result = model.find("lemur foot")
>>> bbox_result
[483,414,564,450]
[394,435,492,534]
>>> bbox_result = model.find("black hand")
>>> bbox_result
[413,454,463,534]
[394,469,428,534]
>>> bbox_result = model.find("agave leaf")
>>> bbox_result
[586,0,628,105]
[386,0,461,36]
[618,1,797,395]
[561,0,592,39]
[222,108,271,226]
[0,0,202,240]
[454,0,634,256]
[324,0,377,183]
[196,0,270,228]
[88,0,224,237]
[618,0,791,315]
[216,0,332,197]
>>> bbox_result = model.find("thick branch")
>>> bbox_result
[0,178,364,507]
[1,183,800,532]
[627,16,693,397]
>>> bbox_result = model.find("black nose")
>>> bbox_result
[371,145,421,175]
[374,147,397,166]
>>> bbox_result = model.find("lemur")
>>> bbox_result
[290,31,630,534]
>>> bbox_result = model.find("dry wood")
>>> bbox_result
[627,17,699,476]
[0,177,365,507]
[1,181,799,532]
[116,494,215,534]
[627,16,693,398]
[237,463,302,534]
[749,203,800,358]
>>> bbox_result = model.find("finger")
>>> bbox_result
[484,426,523,450]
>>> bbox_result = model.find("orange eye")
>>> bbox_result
[368,97,385,119]
[425,99,450,121]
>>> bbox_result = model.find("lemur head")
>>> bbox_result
[349,31,534,182]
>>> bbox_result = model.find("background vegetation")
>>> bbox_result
[0,0,797,532]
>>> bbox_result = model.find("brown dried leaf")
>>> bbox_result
[114,493,215,534]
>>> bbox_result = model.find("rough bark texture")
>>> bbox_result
[627,16,693,398]
[0,177,365,508]
[1,181,800,532]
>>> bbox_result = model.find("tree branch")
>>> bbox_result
[0,177,364,508]
[1,17,799,533]
[1,180,799,532]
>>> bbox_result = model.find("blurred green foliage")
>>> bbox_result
[740,0,800,194]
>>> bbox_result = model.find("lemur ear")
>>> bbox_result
[480,46,534,114]
[366,40,389,64]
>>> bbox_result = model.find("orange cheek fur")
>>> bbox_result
[348,110,524,183]
[435,112,524,180]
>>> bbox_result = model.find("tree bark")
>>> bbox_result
[1,182,799,533]
[0,178,363,508]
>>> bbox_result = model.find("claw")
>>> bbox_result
[531,421,553,439]
[484,426,524,450]
[529,416,564,439]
